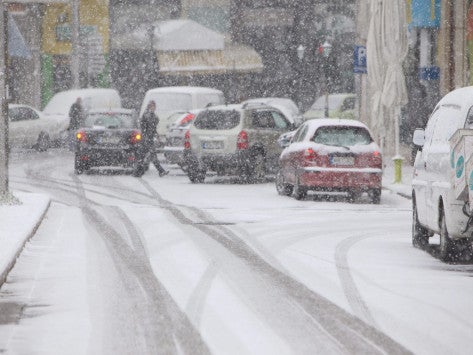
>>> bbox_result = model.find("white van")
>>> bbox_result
[412,86,473,261]
[43,88,122,120]
[139,86,225,139]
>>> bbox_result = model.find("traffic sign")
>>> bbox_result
[353,45,367,74]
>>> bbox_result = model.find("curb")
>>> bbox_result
[0,199,51,288]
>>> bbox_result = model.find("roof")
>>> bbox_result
[304,118,369,135]
[112,19,224,52]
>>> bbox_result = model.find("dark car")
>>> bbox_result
[73,108,145,176]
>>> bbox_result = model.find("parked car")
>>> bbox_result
[411,86,473,261]
[73,108,144,176]
[139,86,225,145]
[163,110,201,172]
[303,93,357,120]
[8,103,68,151]
[276,118,382,203]
[242,97,303,127]
[184,103,296,183]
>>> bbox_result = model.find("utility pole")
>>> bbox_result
[70,0,80,88]
[0,3,8,199]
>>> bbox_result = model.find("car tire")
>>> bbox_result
[74,154,89,175]
[35,132,50,152]
[439,210,458,262]
[368,188,381,204]
[188,163,206,183]
[412,198,431,248]
[132,164,146,177]
[348,190,361,203]
[293,178,307,200]
[276,170,293,196]
[251,153,266,182]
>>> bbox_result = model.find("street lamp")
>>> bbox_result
[296,45,305,109]
[321,40,332,118]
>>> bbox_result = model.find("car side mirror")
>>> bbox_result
[412,128,425,147]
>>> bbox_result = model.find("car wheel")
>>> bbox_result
[251,153,266,182]
[348,190,362,203]
[132,164,146,177]
[412,198,430,248]
[188,164,206,183]
[293,178,307,200]
[275,170,293,196]
[35,132,50,152]
[439,211,458,262]
[368,188,381,204]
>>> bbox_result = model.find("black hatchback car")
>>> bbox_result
[74,108,145,176]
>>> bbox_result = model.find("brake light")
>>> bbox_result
[372,151,382,166]
[179,113,195,127]
[130,130,142,144]
[76,130,88,143]
[304,147,317,160]
[237,130,248,150]
[184,130,191,149]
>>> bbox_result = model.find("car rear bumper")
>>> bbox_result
[299,167,382,190]
[76,147,139,167]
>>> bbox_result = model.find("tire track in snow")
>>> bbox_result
[335,234,378,328]
[138,179,412,354]
[70,173,210,355]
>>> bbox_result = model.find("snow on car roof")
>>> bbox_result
[304,118,370,135]
[437,86,473,109]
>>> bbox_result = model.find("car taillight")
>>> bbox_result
[304,147,318,160]
[372,151,382,166]
[179,113,195,127]
[237,130,248,150]
[184,130,191,149]
[76,130,88,143]
[130,130,142,144]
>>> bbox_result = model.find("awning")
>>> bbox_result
[8,13,31,59]
[158,44,263,76]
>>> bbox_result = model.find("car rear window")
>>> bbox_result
[194,110,240,130]
[312,126,372,146]
[84,113,137,129]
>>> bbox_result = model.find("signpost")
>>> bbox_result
[0,4,8,199]
[353,45,367,74]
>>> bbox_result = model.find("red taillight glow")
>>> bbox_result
[130,130,142,144]
[304,147,317,160]
[179,113,195,127]
[76,131,88,142]
[237,131,248,150]
[184,130,191,149]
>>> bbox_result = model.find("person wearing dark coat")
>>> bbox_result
[139,100,169,176]
[68,97,84,150]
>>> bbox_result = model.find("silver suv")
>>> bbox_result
[184,103,295,183]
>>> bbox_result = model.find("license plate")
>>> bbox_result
[330,156,354,165]
[202,141,223,149]
[100,136,120,144]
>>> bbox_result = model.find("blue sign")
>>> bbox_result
[410,0,440,28]
[353,45,367,74]
[456,156,465,179]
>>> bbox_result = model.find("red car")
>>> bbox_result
[276,119,382,203]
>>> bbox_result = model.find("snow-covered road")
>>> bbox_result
[1,149,473,354]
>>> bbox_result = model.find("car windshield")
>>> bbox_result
[312,126,372,146]
[84,113,136,129]
[194,110,240,130]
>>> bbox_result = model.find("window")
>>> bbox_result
[465,106,473,128]
[194,110,241,130]
[292,124,308,142]
[9,107,39,122]
[271,111,289,129]
[312,126,373,147]
[84,113,136,129]
[251,111,275,128]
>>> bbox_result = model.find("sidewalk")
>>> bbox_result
[0,192,50,286]
[0,161,413,287]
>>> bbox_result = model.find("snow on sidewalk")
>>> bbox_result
[0,191,50,285]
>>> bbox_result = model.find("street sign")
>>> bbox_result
[353,45,367,74]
